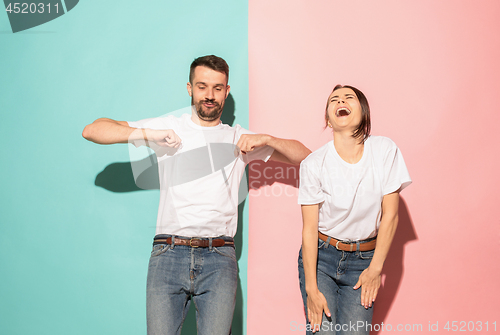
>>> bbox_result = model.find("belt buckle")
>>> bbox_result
[189,238,202,248]
[335,240,355,251]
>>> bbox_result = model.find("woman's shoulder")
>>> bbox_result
[367,135,398,152]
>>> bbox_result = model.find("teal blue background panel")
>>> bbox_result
[0,1,249,334]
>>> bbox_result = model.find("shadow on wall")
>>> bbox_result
[371,197,417,335]
[92,94,244,335]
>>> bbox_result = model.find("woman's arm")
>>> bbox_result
[302,204,331,333]
[353,191,400,308]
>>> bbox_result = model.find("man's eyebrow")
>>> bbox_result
[195,82,225,87]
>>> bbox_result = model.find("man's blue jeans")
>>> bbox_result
[147,235,237,335]
[298,239,375,335]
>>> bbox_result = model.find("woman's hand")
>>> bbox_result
[306,289,331,333]
[353,266,381,308]
[352,191,400,309]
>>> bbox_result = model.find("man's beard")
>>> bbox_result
[193,98,224,122]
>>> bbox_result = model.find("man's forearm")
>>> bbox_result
[267,136,311,165]
[82,118,142,145]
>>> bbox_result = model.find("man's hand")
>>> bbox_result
[145,129,182,148]
[306,289,331,333]
[353,266,381,308]
[236,134,271,154]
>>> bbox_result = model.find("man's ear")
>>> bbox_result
[225,85,230,99]
[187,82,193,97]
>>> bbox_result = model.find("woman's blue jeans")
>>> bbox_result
[298,239,375,335]
[146,235,237,335]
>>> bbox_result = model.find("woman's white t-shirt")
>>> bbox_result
[298,136,411,241]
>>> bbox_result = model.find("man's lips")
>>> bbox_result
[202,101,217,108]
[335,107,351,117]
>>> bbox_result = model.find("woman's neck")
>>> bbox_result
[333,132,364,164]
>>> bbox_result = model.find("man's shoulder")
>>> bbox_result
[224,123,252,136]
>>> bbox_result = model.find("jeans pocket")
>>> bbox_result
[151,244,170,257]
[359,249,374,260]
[213,246,237,262]
[318,238,327,249]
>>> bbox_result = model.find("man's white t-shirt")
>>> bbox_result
[128,113,274,238]
[298,136,411,241]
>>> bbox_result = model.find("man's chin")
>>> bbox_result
[197,108,222,122]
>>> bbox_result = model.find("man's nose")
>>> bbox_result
[206,89,214,99]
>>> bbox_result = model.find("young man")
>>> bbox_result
[82,55,310,335]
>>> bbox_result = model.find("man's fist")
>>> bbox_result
[145,129,182,148]
[236,134,271,154]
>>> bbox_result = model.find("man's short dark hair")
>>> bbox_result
[189,55,229,84]
[325,84,371,144]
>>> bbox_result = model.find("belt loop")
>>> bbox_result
[209,237,213,251]
[355,241,360,252]
[325,236,331,249]
[170,235,175,249]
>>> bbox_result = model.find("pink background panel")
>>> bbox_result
[248,0,500,334]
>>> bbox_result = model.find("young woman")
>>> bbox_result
[298,85,411,334]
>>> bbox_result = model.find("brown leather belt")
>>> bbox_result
[318,232,376,252]
[153,237,234,248]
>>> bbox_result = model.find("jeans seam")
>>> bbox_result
[151,244,170,257]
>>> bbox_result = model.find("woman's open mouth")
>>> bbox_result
[335,107,351,117]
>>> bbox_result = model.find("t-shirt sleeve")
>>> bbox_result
[298,159,324,205]
[382,142,412,195]
[127,117,172,150]
[236,127,275,163]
